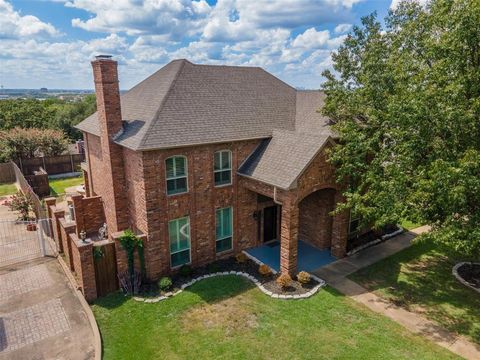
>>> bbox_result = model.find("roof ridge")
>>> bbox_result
[138,60,188,149]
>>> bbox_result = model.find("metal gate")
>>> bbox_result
[0,219,55,268]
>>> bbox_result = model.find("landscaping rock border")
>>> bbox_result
[347,226,404,256]
[132,271,326,303]
[452,262,480,294]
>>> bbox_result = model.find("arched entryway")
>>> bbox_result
[298,188,336,251]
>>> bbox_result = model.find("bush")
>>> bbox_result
[158,277,172,291]
[8,190,34,221]
[258,264,272,276]
[297,271,311,284]
[207,262,220,273]
[179,264,192,277]
[276,273,292,289]
[236,252,248,263]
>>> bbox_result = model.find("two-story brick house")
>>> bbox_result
[76,55,351,279]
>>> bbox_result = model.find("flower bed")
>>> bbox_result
[134,255,325,303]
[452,262,480,293]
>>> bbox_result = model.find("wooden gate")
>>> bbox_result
[94,242,118,297]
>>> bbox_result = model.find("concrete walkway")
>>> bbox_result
[0,258,95,360]
[312,226,480,360]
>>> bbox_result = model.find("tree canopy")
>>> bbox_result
[0,94,96,140]
[322,0,480,258]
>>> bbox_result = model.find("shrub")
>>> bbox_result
[276,273,292,289]
[258,264,272,276]
[235,252,248,263]
[179,264,192,277]
[158,277,172,291]
[207,262,220,273]
[8,190,34,221]
[297,271,311,284]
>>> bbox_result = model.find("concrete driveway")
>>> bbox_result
[0,258,95,360]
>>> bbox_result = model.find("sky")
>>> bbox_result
[0,0,399,90]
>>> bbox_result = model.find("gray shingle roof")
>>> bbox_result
[76,59,297,150]
[238,129,331,190]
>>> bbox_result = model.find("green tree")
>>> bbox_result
[322,0,480,258]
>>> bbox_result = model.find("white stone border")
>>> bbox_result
[132,271,326,303]
[452,262,480,294]
[347,227,404,256]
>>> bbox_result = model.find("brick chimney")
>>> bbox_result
[91,55,129,234]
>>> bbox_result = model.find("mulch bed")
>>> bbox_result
[457,263,480,290]
[140,255,319,297]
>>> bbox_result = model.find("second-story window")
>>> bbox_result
[166,156,188,195]
[214,150,232,186]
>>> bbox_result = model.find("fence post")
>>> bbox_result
[42,156,46,171]
[70,154,75,173]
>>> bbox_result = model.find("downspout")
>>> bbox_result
[273,186,282,205]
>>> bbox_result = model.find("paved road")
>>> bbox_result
[0,258,95,360]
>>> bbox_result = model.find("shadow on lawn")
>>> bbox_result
[352,241,480,344]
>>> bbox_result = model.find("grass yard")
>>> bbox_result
[0,183,17,197]
[349,240,480,344]
[49,176,84,196]
[400,219,421,230]
[92,275,458,360]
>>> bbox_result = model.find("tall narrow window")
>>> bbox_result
[216,207,233,253]
[169,217,190,267]
[348,211,361,236]
[166,156,187,195]
[214,150,232,186]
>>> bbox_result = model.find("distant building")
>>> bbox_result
[40,88,48,93]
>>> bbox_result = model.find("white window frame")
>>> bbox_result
[215,206,233,254]
[213,150,232,187]
[165,155,188,195]
[348,210,361,235]
[168,216,191,268]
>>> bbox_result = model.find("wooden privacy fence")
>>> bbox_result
[0,162,16,183]
[12,162,47,219]
[16,154,85,176]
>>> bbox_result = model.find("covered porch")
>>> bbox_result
[245,240,336,273]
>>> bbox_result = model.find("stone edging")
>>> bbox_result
[452,262,480,294]
[347,227,404,256]
[56,255,102,360]
[133,271,326,303]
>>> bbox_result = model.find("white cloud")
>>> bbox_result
[292,28,347,49]
[390,0,429,10]
[0,0,59,39]
[334,23,352,33]
[67,0,211,38]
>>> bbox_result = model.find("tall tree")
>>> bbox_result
[322,0,480,258]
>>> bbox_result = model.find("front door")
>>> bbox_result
[263,206,278,242]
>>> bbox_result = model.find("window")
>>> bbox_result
[216,207,233,253]
[166,156,187,195]
[169,217,190,267]
[348,211,361,235]
[214,150,232,186]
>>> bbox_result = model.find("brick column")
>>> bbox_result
[71,194,85,236]
[44,197,56,237]
[280,199,299,276]
[82,169,91,197]
[52,208,65,253]
[70,233,97,302]
[60,219,77,271]
[331,191,348,258]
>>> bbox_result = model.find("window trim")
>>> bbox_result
[213,150,232,187]
[168,216,191,268]
[165,155,188,196]
[215,206,233,254]
[348,210,361,235]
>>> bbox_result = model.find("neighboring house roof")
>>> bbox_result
[76,59,297,150]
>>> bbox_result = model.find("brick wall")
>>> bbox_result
[59,219,76,271]
[298,189,335,249]
[137,140,259,279]
[69,233,97,302]
[71,194,105,236]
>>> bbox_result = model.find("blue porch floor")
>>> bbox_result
[245,240,336,272]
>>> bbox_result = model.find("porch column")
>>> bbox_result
[280,199,299,276]
[331,191,348,258]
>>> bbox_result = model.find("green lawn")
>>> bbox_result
[349,240,480,344]
[0,183,17,197]
[400,219,421,230]
[92,275,458,360]
[49,176,84,196]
